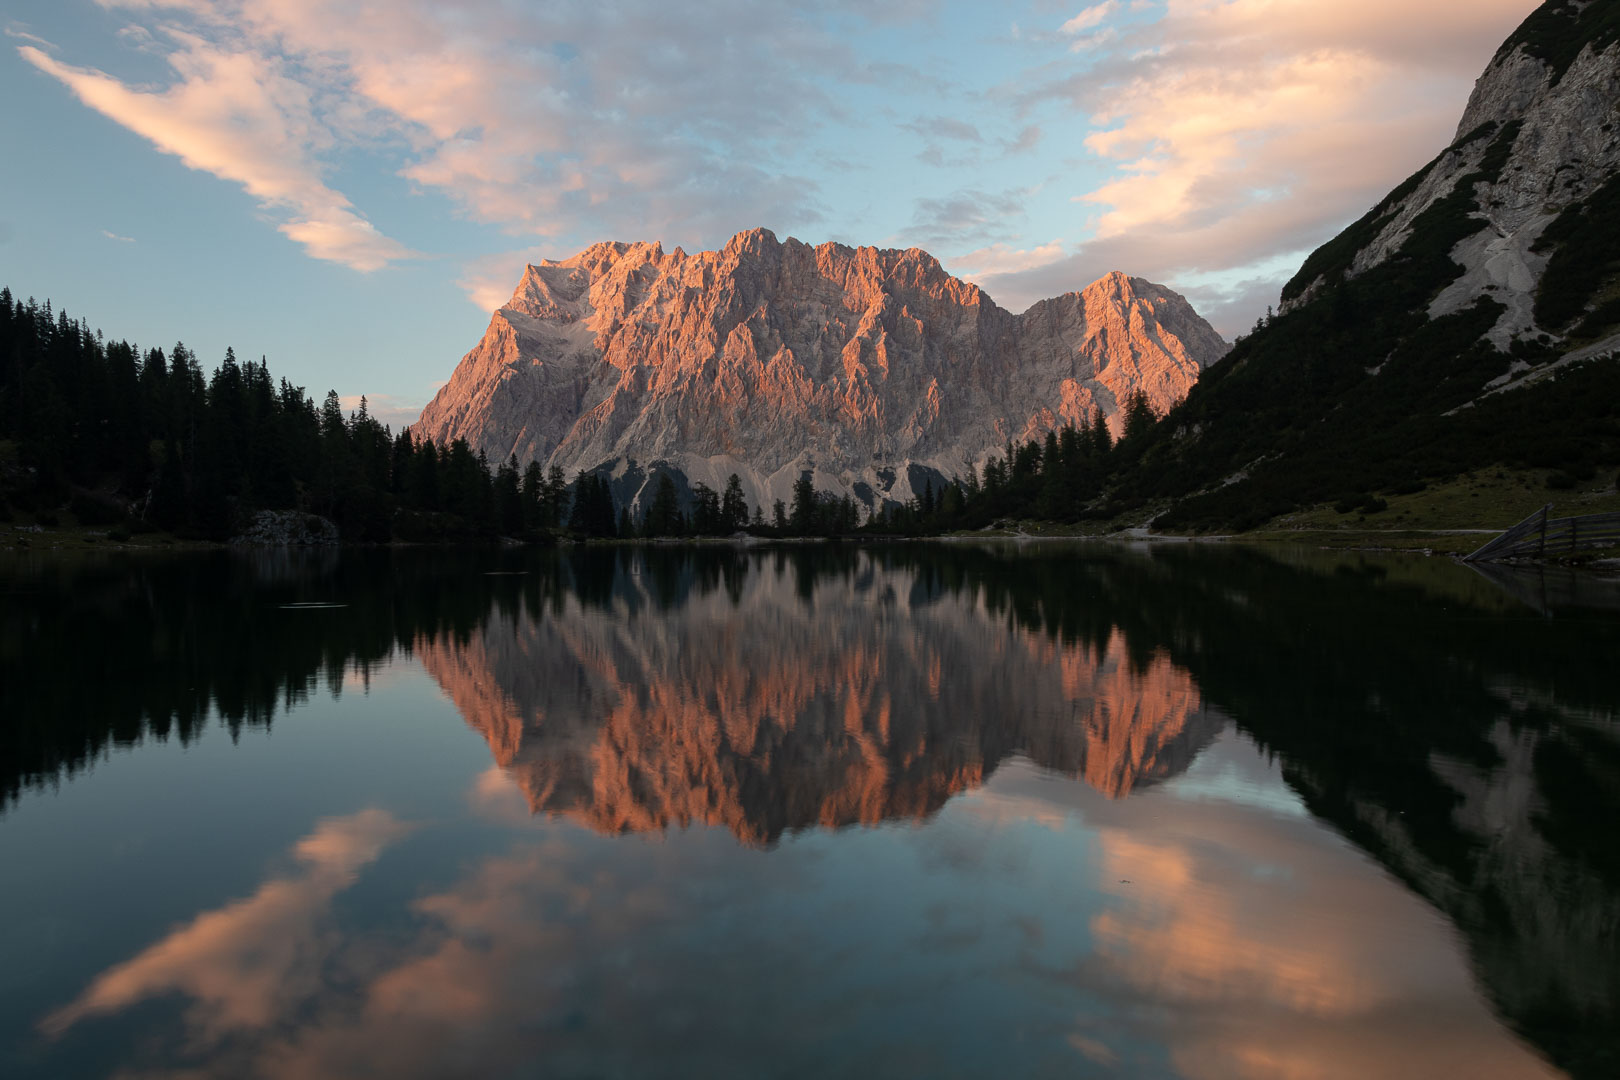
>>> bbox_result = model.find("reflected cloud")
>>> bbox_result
[1079,809,1562,1079]
[8,542,1618,1077]
[40,761,1559,1079]
[42,809,411,1042]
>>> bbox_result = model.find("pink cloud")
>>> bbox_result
[975,0,1536,323]
[42,809,410,1042]
[76,0,852,252]
[18,37,414,271]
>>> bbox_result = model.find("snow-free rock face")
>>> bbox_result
[413,230,1227,512]
[1280,1,1620,351]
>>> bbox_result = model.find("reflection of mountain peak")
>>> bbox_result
[418,555,1223,843]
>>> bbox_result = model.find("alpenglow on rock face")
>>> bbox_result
[413,228,1227,511]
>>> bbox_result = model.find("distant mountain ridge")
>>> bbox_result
[412,229,1227,513]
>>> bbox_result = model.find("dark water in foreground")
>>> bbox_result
[2,542,1618,1079]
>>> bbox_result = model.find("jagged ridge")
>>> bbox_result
[413,229,1228,512]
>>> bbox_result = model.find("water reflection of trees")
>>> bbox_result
[5,542,1619,1076]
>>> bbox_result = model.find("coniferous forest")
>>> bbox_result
[0,286,558,542]
[0,285,1178,542]
[6,283,1616,543]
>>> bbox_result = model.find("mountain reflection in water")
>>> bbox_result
[418,562,1216,843]
[2,543,1617,1079]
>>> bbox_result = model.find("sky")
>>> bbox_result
[3,0,1537,430]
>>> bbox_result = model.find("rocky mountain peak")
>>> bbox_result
[414,229,1228,513]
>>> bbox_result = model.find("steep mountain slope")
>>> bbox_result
[413,229,1227,512]
[1130,0,1620,531]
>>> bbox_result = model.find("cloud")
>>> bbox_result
[1060,2,1120,36]
[904,185,1033,250]
[948,239,1067,280]
[902,115,984,143]
[31,0,898,266]
[19,37,415,271]
[101,229,136,242]
[455,250,549,312]
[4,25,53,47]
[28,733,1555,1080]
[337,393,424,432]
[989,0,1535,326]
[1003,123,1043,154]
[42,809,410,1042]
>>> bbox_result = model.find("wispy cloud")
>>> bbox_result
[4,24,52,47]
[978,0,1534,326]
[101,229,136,243]
[902,115,984,143]
[1060,2,1120,36]
[337,393,425,432]
[20,36,415,271]
[43,809,410,1042]
[905,185,1035,250]
[456,250,545,313]
[23,0,904,268]
[948,239,1066,283]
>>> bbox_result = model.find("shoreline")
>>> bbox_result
[8,520,1618,572]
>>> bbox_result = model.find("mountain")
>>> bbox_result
[415,551,1222,844]
[412,229,1227,513]
[1130,0,1620,532]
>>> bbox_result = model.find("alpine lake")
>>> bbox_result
[3,541,1618,1080]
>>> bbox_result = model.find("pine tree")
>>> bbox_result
[790,471,817,535]
[1121,390,1157,443]
[644,472,681,536]
[521,461,545,530]
[721,473,748,531]
[1091,406,1113,457]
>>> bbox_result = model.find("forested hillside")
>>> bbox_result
[0,288,587,542]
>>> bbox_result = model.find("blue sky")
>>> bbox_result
[4,0,1534,429]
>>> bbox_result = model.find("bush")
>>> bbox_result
[1572,297,1620,340]
[1337,494,1387,514]
[1547,471,1578,490]
[36,511,59,527]
[107,525,132,542]
[1390,478,1427,495]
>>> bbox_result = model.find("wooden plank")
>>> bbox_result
[1461,505,1620,562]
[1466,504,1551,562]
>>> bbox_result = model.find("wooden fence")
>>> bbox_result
[1464,503,1620,563]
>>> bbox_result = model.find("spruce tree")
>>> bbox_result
[721,473,748,531]
[790,471,817,535]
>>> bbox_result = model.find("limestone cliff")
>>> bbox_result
[1281,0,1620,356]
[413,230,1227,511]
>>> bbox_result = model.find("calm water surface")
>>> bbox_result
[3,543,1618,1079]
